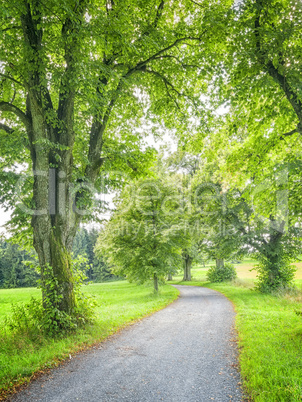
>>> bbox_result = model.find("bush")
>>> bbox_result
[253,257,296,293]
[206,262,237,283]
[4,257,97,338]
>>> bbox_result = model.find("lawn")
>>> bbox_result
[171,261,302,401]
[0,281,179,398]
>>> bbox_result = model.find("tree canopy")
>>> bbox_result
[1,0,302,324]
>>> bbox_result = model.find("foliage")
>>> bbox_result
[96,174,187,291]
[185,146,302,291]
[206,262,237,283]
[0,240,39,289]
[190,164,244,264]
[4,257,98,337]
[163,151,202,280]
[36,260,97,336]
[72,227,118,282]
[253,252,296,293]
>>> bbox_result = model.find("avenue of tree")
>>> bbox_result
[0,0,301,323]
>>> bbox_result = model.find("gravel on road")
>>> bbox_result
[10,285,243,402]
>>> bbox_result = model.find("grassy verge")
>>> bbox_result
[172,278,302,401]
[0,281,179,398]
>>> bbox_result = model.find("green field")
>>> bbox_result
[1,261,302,401]
[0,281,179,397]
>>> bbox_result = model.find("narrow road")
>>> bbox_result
[11,286,243,402]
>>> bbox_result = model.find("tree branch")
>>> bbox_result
[137,1,165,39]
[188,0,205,7]
[2,25,22,33]
[152,54,200,69]
[254,0,302,130]
[266,61,302,128]
[86,88,120,180]
[145,68,200,113]
[0,73,24,87]
[280,127,299,139]
[146,68,184,112]
[127,35,204,75]
[0,123,14,134]
[0,101,31,129]
[86,34,204,179]
[152,1,165,30]
[146,68,182,95]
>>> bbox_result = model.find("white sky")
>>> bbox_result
[0,208,10,234]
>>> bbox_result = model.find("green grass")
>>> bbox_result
[172,264,302,402]
[2,260,302,401]
[0,281,179,397]
[0,287,42,321]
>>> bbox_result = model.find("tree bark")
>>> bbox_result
[263,219,286,286]
[216,258,224,269]
[167,273,173,281]
[153,273,159,292]
[183,253,193,281]
[32,166,79,314]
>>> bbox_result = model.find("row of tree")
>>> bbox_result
[0,228,116,288]
[97,150,302,293]
[0,0,301,321]
[0,240,38,288]
[72,227,118,282]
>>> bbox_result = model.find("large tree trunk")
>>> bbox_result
[34,227,76,313]
[183,253,193,281]
[32,165,79,315]
[167,273,173,281]
[216,258,224,269]
[153,273,159,292]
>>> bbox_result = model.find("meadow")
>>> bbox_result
[1,260,302,401]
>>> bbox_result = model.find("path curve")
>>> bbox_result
[10,286,243,402]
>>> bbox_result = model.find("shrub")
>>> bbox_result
[253,256,296,293]
[206,262,237,283]
[4,256,97,338]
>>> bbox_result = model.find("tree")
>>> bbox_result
[229,0,302,137]
[0,0,211,316]
[96,175,185,292]
[164,150,201,281]
[0,240,39,288]
[228,164,302,291]
[201,0,302,166]
[72,226,116,282]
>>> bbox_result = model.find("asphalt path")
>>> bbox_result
[10,285,243,402]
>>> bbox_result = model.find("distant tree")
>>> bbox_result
[164,151,201,281]
[0,240,39,288]
[92,255,118,283]
[73,227,116,282]
[96,175,186,292]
